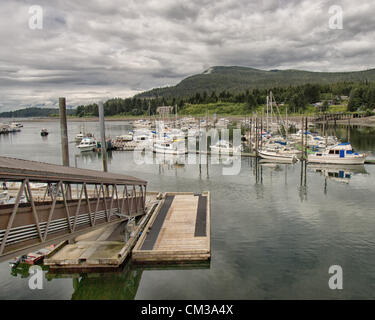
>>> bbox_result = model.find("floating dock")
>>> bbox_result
[132,192,210,263]
[44,193,160,270]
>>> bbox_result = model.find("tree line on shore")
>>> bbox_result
[73,81,375,117]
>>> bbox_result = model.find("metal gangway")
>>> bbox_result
[0,157,147,262]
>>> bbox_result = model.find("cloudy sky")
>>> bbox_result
[0,0,374,111]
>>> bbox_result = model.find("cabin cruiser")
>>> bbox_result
[77,137,97,152]
[210,140,243,154]
[308,143,367,165]
[40,128,49,136]
[153,138,187,155]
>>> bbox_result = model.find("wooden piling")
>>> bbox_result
[98,101,108,172]
[59,97,70,167]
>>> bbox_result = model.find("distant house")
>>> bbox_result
[156,106,174,116]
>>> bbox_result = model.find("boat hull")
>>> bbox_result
[154,148,187,155]
[77,146,96,152]
[259,150,297,162]
[307,155,366,165]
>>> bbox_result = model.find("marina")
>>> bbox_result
[0,119,375,299]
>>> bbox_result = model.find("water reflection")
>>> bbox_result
[44,261,210,300]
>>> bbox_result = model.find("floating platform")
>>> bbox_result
[132,192,210,263]
[44,193,160,270]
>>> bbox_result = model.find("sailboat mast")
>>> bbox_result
[270,91,273,129]
[266,95,269,133]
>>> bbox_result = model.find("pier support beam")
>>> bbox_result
[59,97,70,167]
[98,101,108,172]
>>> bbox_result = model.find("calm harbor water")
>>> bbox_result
[0,120,375,300]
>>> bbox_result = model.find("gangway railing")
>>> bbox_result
[0,157,147,262]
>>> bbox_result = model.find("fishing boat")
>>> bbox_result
[308,143,367,165]
[77,137,97,152]
[40,128,49,136]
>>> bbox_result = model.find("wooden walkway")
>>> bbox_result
[44,193,159,270]
[132,192,210,263]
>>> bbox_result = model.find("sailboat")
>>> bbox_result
[258,92,299,162]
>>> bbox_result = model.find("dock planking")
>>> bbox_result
[132,192,210,263]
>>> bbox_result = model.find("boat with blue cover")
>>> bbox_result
[308,143,367,165]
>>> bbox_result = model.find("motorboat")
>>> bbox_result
[153,138,187,155]
[307,143,367,165]
[77,137,97,152]
[210,140,243,154]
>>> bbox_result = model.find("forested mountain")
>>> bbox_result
[136,66,375,98]
[0,107,75,118]
[4,67,375,118]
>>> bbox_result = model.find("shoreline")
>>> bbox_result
[2,115,375,127]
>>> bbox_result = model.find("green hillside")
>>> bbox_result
[136,66,375,98]
[0,107,75,118]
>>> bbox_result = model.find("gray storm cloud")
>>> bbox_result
[0,0,374,111]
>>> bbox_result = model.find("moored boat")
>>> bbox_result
[153,139,187,155]
[210,140,242,154]
[258,148,298,162]
[307,143,367,165]
[77,137,97,152]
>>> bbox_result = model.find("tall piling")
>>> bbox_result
[59,97,70,167]
[98,101,108,172]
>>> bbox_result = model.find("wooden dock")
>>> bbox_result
[132,192,210,263]
[44,193,160,270]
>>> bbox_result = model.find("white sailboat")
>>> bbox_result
[258,147,299,162]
